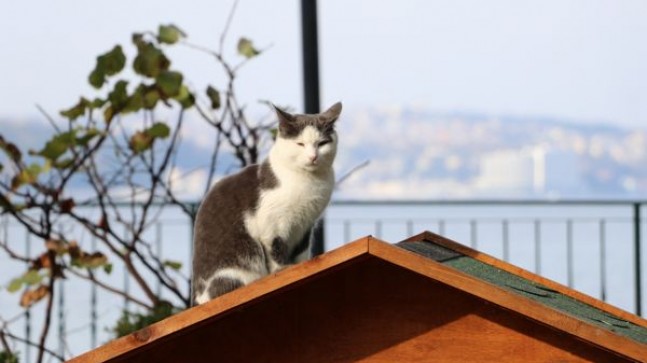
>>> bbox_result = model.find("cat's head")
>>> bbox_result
[271,102,342,173]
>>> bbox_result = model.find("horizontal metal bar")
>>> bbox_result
[330,199,647,207]
[325,217,637,224]
[72,199,647,209]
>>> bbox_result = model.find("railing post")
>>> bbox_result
[312,219,325,256]
[188,202,199,306]
[634,203,642,316]
[58,279,66,358]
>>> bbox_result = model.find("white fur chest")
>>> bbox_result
[244,165,334,251]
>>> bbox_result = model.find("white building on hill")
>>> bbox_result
[475,146,580,196]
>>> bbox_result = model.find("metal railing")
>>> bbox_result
[0,199,644,361]
[323,200,644,316]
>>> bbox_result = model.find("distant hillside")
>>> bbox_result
[2,109,646,200]
[333,108,647,199]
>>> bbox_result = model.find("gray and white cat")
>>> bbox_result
[192,102,342,305]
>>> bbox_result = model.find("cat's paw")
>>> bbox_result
[271,237,289,265]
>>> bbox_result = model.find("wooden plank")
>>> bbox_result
[402,230,647,329]
[368,237,647,361]
[67,236,371,363]
[100,256,631,363]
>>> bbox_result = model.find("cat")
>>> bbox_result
[191,102,342,305]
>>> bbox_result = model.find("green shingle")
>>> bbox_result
[397,241,647,344]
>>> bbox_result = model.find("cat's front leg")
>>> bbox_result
[268,237,289,272]
[290,231,312,263]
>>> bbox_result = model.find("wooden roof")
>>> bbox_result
[68,231,647,362]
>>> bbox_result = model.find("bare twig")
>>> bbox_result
[0,239,31,263]
[219,0,239,55]
[35,104,61,134]
[0,329,64,362]
[65,269,152,310]
[0,329,13,356]
[36,255,56,363]
[336,160,371,188]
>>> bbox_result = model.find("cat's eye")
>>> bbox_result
[318,140,331,147]
[296,142,305,147]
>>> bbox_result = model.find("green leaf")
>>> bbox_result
[108,80,129,113]
[104,105,115,123]
[34,130,77,161]
[156,71,183,97]
[11,163,42,189]
[89,45,126,88]
[82,252,108,269]
[147,122,170,138]
[129,131,153,154]
[163,260,182,271]
[110,302,177,338]
[129,123,170,154]
[71,249,108,269]
[23,270,43,286]
[174,85,195,109]
[7,278,23,293]
[10,271,47,299]
[158,24,186,44]
[89,69,105,89]
[237,37,260,58]
[53,157,74,169]
[103,263,113,274]
[101,45,127,76]
[206,86,221,109]
[60,97,90,121]
[46,239,68,254]
[124,85,145,113]
[91,97,107,109]
[76,128,101,146]
[0,135,22,163]
[143,86,161,109]
[132,33,145,48]
[0,350,19,363]
[133,42,170,78]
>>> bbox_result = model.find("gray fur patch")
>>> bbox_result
[207,277,244,299]
[271,237,289,265]
[191,161,278,303]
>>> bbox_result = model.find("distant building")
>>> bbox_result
[475,146,581,196]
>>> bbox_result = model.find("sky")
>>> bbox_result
[1,0,647,128]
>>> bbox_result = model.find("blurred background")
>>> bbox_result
[3,0,647,200]
[1,0,646,361]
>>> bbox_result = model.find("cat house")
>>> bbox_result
[68,231,647,362]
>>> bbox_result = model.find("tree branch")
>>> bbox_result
[36,253,56,363]
[0,329,64,362]
[66,268,153,310]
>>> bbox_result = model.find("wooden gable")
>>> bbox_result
[68,232,647,362]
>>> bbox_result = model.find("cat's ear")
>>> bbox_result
[320,102,342,125]
[273,104,299,137]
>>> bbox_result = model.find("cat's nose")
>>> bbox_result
[309,154,318,164]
